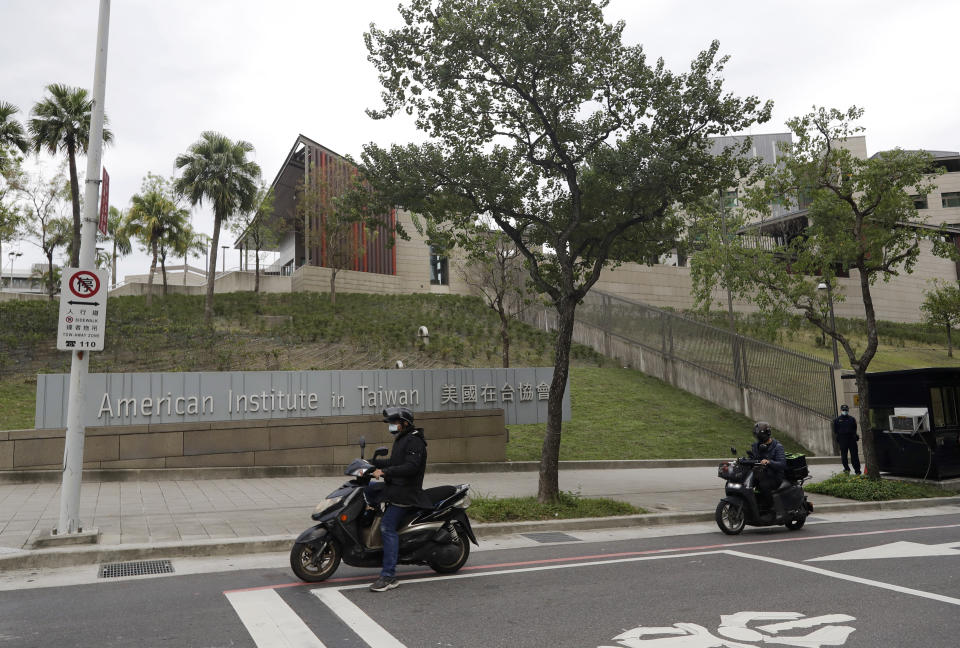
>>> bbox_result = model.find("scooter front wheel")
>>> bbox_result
[290,538,341,582]
[785,514,806,530]
[716,500,746,535]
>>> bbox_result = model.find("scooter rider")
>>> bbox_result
[367,406,432,592]
[750,422,786,512]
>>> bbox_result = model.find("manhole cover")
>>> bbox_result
[522,532,581,543]
[98,559,174,578]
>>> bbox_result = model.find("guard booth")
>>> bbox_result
[863,368,960,480]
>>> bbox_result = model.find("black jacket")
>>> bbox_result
[750,438,786,478]
[833,414,858,438]
[371,427,432,508]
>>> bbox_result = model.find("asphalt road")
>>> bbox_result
[2,509,959,647]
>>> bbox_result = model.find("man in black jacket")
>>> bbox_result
[832,404,861,475]
[751,422,786,513]
[367,406,431,592]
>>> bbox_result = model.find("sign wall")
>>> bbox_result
[34,367,570,429]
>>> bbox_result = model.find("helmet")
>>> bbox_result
[752,421,772,442]
[382,407,414,425]
[840,404,849,413]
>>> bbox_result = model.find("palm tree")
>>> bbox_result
[126,179,188,307]
[102,206,132,288]
[174,131,260,325]
[0,101,30,171]
[29,84,113,268]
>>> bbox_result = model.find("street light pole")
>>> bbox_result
[221,245,228,273]
[818,280,840,368]
[57,0,111,536]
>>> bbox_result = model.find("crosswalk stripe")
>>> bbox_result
[226,589,327,648]
[313,588,407,648]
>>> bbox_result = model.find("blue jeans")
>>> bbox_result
[380,504,406,579]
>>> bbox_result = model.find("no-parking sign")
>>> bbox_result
[57,267,109,351]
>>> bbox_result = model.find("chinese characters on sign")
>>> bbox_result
[56,268,109,351]
[440,382,549,405]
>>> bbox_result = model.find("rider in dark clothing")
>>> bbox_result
[750,421,786,512]
[366,406,431,592]
[832,404,861,475]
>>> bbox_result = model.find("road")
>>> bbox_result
[1,508,959,647]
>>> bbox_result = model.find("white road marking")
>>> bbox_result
[313,588,407,648]
[723,550,960,607]
[226,589,327,648]
[808,540,960,561]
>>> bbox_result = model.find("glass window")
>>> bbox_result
[931,387,945,427]
[429,246,449,285]
[943,192,960,208]
[911,195,928,210]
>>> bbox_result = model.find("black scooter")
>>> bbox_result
[715,447,813,535]
[290,438,478,582]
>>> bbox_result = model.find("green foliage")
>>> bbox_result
[806,472,957,501]
[469,491,641,522]
[506,367,810,460]
[0,376,35,430]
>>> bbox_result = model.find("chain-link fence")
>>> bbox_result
[536,290,837,419]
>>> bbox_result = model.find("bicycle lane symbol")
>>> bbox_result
[69,270,100,299]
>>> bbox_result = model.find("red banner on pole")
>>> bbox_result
[98,167,109,235]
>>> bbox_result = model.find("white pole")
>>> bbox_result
[57,0,111,535]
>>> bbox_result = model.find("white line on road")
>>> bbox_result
[723,550,960,607]
[313,588,407,648]
[226,588,327,648]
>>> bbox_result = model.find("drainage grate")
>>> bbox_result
[522,532,581,544]
[98,559,174,579]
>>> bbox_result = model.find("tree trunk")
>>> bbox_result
[947,324,953,358]
[46,250,56,300]
[254,245,260,293]
[160,252,168,295]
[111,240,118,288]
[330,268,337,305]
[537,297,576,503]
[857,269,881,480]
[498,305,510,368]
[146,242,158,308]
[205,215,221,326]
[67,141,81,268]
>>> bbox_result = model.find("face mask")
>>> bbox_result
[388,423,400,434]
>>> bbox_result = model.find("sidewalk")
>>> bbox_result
[2,459,958,570]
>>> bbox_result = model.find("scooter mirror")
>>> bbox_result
[359,437,366,458]
[374,447,389,458]
[730,446,737,455]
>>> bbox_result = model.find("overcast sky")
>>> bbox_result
[2,0,958,281]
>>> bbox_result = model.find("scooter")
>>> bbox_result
[290,438,478,582]
[715,447,813,535]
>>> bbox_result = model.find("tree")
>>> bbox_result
[0,101,30,173]
[690,106,949,480]
[8,165,69,298]
[230,185,282,293]
[1,159,27,289]
[29,84,113,268]
[126,174,189,306]
[921,282,960,358]
[174,132,261,324]
[455,226,530,368]
[102,206,132,289]
[157,218,197,295]
[359,0,770,501]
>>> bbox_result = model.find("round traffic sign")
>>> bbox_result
[69,271,100,298]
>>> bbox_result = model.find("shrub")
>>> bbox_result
[806,473,957,501]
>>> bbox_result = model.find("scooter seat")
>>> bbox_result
[423,485,458,507]
[773,479,793,492]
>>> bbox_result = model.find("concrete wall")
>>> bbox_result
[545,311,836,455]
[0,409,506,471]
[0,291,50,302]
[110,271,292,298]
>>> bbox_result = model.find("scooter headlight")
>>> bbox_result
[314,495,344,516]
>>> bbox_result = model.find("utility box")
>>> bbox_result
[854,368,960,479]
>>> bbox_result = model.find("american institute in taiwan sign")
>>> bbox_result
[34,368,570,429]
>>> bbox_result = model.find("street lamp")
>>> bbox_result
[221,245,229,273]
[817,281,840,368]
[6,251,22,289]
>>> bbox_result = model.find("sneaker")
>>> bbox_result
[369,576,399,592]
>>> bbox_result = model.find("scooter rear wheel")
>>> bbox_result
[428,525,471,574]
[290,538,341,582]
[716,500,746,535]
[785,515,806,530]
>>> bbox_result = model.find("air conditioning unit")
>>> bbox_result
[888,408,930,434]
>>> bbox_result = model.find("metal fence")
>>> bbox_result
[535,290,837,419]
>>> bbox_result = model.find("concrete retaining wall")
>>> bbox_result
[0,409,506,471]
